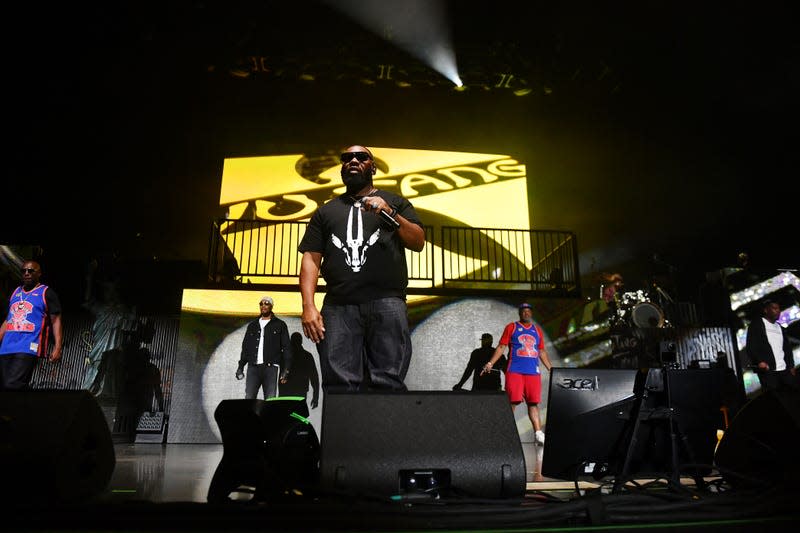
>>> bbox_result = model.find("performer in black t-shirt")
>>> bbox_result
[298,145,425,391]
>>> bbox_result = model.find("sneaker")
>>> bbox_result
[534,430,545,446]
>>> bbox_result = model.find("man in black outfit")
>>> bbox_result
[453,333,506,391]
[745,298,797,392]
[235,295,291,399]
[298,145,425,392]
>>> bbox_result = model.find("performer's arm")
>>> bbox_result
[496,355,508,372]
[745,322,769,371]
[481,344,507,375]
[539,347,552,372]
[0,320,7,345]
[49,314,63,362]
[395,214,425,252]
[300,251,325,343]
[537,326,552,372]
[361,195,425,252]
[236,325,247,380]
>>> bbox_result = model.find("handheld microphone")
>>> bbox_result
[378,209,400,228]
[354,199,400,229]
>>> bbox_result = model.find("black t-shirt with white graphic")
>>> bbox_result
[298,190,423,305]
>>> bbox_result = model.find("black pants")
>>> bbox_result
[316,297,411,392]
[0,354,37,390]
[245,363,280,399]
[757,369,800,393]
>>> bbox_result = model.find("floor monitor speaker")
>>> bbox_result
[208,397,320,502]
[320,391,526,499]
[715,388,800,488]
[0,389,115,503]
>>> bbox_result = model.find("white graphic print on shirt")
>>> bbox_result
[330,204,381,273]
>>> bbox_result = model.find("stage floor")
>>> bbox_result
[66,443,789,530]
[10,443,796,532]
[105,442,547,504]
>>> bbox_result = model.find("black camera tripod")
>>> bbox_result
[613,367,705,492]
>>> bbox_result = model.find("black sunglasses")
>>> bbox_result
[340,151,371,163]
[22,268,38,273]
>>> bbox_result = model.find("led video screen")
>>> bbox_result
[213,146,535,289]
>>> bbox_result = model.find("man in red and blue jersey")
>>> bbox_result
[0,260,63,390]
[482,302,552,445]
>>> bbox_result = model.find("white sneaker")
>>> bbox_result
[534,430,545,446]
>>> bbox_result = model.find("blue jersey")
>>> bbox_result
[0,284,53,357]
[500,321,545,375]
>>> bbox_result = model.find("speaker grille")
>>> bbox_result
[319,391,526,499]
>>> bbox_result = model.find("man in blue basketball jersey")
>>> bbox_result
[482,303,552,445]
[0,260,63,390]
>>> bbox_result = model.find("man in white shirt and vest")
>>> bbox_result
[745,298,797,393]
[236,295,291,399]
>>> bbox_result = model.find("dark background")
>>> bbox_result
[4,0,798,312]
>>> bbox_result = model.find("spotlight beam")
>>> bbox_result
[322,0,461,86]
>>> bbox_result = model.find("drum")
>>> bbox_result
[629,301,665,328]
[614,291,665,328]
[619,290,647,309]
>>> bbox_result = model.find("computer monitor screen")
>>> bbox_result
[542,368,639,481]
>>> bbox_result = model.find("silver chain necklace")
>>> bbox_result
[17,284,39,310]
[350,187,377,207]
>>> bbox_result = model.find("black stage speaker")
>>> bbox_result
[715,388,800,488]
[320,391,526,499]
[0,389,116,503]
[613,368,723,483]
[542,368,639,481]
[658,368,723,475]
[208,398,320,502]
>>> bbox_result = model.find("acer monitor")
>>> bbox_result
[541,368,640,481]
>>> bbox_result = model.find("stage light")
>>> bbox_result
[229,68,250,79]
[729,272,800,310]
[323,0,461,89]
[427,42,462,86]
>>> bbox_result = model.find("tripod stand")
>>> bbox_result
[613,368,705,492]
